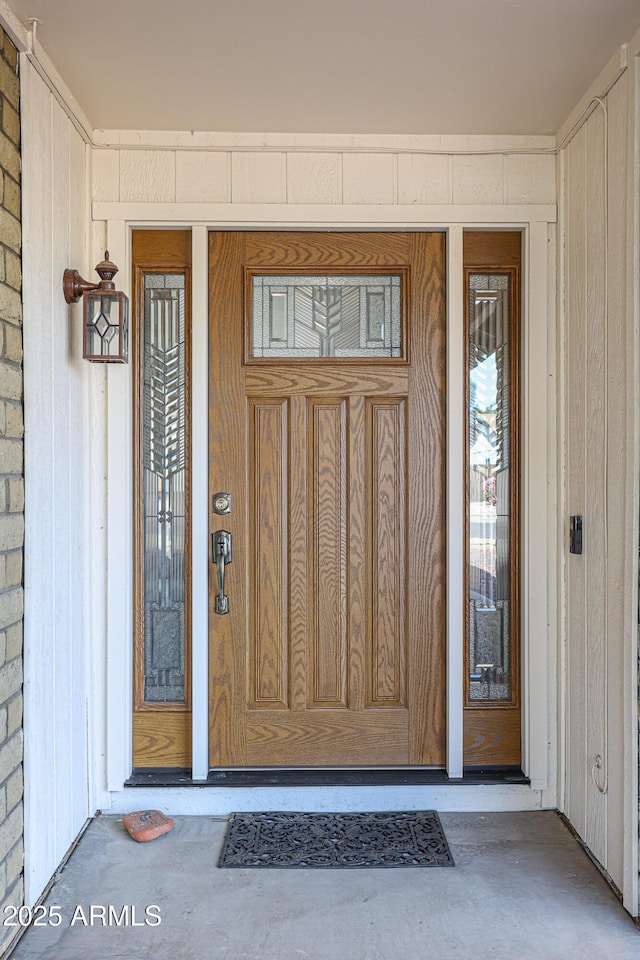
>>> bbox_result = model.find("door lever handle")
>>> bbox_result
[212,530,232,614]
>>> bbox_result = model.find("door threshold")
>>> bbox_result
[126,766,529,788]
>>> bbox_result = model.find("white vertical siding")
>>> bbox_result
[21,58,92,904]
[92,148,119,202]
[559,68,635,900]
[342,152,395,204]
[286,152,342,204]
[602,73,632,903]
[397,153,450,204]
[506,155,556,204]
[565,121,588,844]
[91,142,557,208]
[120,149,175,202]
[452,154,504,204]
[231,152,286,203]
[175,151,229,203]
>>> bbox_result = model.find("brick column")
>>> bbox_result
[0,27,23,945]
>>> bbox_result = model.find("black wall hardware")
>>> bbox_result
[569,515,583,555]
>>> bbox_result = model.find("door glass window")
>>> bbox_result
[468,273,511,702]
[250,274,402,358]
[142,273,187,703]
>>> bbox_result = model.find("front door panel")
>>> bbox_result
[208,232,445,767]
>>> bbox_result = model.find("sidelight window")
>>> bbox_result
[132,230,192,769]
[468,275,512,702]
[463,231,521,765]
[141,274,188,704]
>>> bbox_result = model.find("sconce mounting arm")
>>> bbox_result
[63,268,97,304]
[63,251,120,304]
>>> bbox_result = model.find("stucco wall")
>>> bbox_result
[0,24,23,951]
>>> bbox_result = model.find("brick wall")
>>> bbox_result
[0,27,23,949]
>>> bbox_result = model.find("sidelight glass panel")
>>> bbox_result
[468,274,511,701]
[251,274,402,358]
[142,274,186,703]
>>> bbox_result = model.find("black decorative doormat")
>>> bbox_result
[217,811,455,869]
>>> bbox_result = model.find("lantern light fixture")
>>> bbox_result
[63,252,129,363]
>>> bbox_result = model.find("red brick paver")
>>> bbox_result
[123,810,174,842]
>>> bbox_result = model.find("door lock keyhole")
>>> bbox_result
[213,492,232,515]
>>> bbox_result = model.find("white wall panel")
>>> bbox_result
[286,152,341,204]
[22,58,92,904]
[506,154,556,204]
[92,219,107,262]
[50,97,74,859]
[602,70,632,899]
[92,149,119,202]
[397,153,450,204]
[342,152,395,204]
[565,122,588,843]
[22,50,56,909]
[176,151,229,203]
[231,152,286,203]
[120,149,175,202]
[93,141,558,211]
[583,103,607,868]
[560,68,636,905]
[452,154,504,204]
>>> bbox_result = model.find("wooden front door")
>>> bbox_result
[208,232,446,767]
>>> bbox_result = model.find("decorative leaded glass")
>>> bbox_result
[84,289,128,362]
[468,274,511,702]
[142,274,186,703]
[251,275,402,358]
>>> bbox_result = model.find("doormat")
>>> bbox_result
[217,811,455,868]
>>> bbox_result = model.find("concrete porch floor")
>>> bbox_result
[7,811,639,960]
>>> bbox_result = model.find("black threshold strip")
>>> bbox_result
[125,766,529,788]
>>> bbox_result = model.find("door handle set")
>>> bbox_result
[212,529,233,615]
[212,491,233,615]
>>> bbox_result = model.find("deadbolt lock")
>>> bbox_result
[213,492,232,515]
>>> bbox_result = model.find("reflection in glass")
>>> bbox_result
[251,275,402,358]
[468,274,511,701]
[142,274,186,703]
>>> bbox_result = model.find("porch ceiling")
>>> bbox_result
[8,0,640,136]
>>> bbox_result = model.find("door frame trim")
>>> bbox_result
[102,206,555,797]
[447,226,465,777]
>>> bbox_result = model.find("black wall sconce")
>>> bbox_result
[63,252,129,363]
